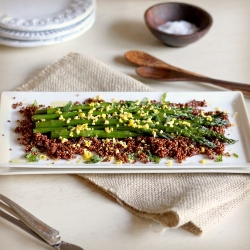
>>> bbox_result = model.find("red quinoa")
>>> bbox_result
[13,99,230,164]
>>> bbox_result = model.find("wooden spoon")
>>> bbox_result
[125,50,250,97]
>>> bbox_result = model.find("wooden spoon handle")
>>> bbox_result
[136,66,250,97]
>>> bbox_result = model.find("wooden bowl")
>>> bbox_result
[144,2,213,47]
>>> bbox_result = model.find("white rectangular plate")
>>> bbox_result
[0,91,250,174]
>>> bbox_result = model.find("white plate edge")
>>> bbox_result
[0,91,249,173]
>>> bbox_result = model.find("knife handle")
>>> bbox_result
[0,194,61,246]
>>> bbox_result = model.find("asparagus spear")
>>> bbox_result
[31,94,236,148]
[51,129,142,139]
[34,120,237,148]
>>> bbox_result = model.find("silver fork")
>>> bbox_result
[0,194,84,250]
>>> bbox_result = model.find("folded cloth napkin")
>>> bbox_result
[16,53,250,235]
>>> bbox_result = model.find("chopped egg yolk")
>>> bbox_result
[114,160,123,164]
[105,127,113,133]
[182,121,191,127]
[79,113,86,118]
[55,109,62,114]
[60,137,68,143]
[40,154,47,160]
[128,119,135,127]
[75,124,90,134]
[200,159,207,164]
[84,140,92,147]
[167,160,172,167]
[206,116,212,121]
[83,149,92,161]
[59,115,65,121]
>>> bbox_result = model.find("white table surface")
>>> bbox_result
[0,0,250,249]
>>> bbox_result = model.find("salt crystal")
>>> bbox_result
[157,20,198,35]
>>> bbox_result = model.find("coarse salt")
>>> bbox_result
[157,20,198,35]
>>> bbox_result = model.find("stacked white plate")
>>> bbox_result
[0,0,96,47]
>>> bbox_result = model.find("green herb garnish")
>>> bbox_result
[140,97,149,105]
[128,153,136,162]
[215,155,223,162]
[233,153,239,158]
[33,100,38,107]
[61,101,73,112]
[148,151,161,164]
[25,148,39,162]
[161,92,169,105]
[85,155,105,164]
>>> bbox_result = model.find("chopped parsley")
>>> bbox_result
[33,100,38,107]
[148,151,161,164]
[25,148,39,162]
[128,153,136,162]
[215,155,223,162]
[161,92,169,105]
[140,97,149,105]
[61,101,73,112]
[85,155,105,164]
[233,153,239,158]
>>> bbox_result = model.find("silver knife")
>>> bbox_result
[0,194,84,250]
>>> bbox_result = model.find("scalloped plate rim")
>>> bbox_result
[0,10,95,41]
[0,0,95,31]
[0,13,95,47]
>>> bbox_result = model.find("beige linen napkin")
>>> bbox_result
[16,53,250,235]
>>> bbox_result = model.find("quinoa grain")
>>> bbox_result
[14,99,231,164]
